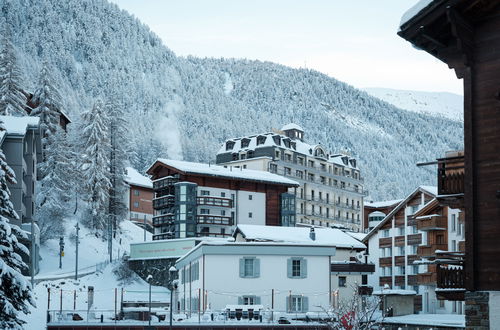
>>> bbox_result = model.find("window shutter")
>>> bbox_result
[302,296,309,312]
[254,258,260,278]
[287,258,292,278]
[239,258,245,277]
[238,296,243,305]
[255,296,261,305]
[285,296,290,312]
[301,258,308,278]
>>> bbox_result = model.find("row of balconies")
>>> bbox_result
[416,215,447,231]
[153,214,233,227]
[153,195,233,210]
[297,212,359,224]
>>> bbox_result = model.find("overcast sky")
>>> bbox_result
[111,0,462,94]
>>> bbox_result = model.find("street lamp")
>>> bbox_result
[146,274,153,326]
[169,266,178,329]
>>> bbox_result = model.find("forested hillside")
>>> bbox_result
[2,0,463,200]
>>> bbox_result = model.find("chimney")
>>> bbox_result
[309,227,316,241]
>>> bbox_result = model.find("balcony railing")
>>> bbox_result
[153,176,179,190]
[196,232,232,238]
[437,152,464,195]
[152,195,175,209]
[417,272,437,284]
[417,215,447,231]
[437,264,464,289]
[330,263,375,274]
[152,214,174,226]
[197,196,233,208]
[196,215,233,226]
[152,232,174,240]
[417,243,448,257]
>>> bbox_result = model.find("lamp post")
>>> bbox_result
[146,275,153,326]
[169,266,178,329]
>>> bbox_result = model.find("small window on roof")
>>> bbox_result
[226,141,235,151]
[241,138,250,148]
[273,136,281,145]
[257,136,266,145]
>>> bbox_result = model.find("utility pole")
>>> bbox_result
[30,218,35,287]
[75,223,80,280]
[143,214,146,242]
[59,237,64,269]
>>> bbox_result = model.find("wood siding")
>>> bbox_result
[379,237,392,248]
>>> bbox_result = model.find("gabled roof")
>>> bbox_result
[362,185,437,242]
[365,199,403,208]
[281,123,304,131]
[234,224,366,249]
[125,167,152,189]
[413,198,439,218]
[147,159,299,187]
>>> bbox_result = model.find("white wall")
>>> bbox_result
[236,190,266,225]
[178,253,331,313]
[330,249,362,303]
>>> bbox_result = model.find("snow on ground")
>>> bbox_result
[23,264,169,329]
[383,313,465,327]
[36,218,151,279]
[22,219,157,329]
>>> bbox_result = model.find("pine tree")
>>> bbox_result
[0,24,27,117]
[0,120,35,328]
[80,99,111,233]
[106,94,128,236]
[30,64,62,154]
[35,129,74,242]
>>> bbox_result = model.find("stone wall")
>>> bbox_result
[465,291,489,329]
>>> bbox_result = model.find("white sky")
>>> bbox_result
[111,0,462,94]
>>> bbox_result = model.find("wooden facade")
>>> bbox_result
[399,0,500,292]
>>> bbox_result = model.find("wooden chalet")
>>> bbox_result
[399,0,500,326]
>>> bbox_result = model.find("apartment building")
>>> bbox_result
[363,185,464,315]
[413,198,465,315]
[364,199,402,231]
[146,159,299,240]
[175,240,335,314]
[0,115,42,274]
[124,167,153,226]
[216,124,366,231]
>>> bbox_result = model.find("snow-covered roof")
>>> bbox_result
[344,231,367,242]
[415,214,440,220]
[0,116,39,135]
[365,199,403,208]
[234,224,366,249]
[382,313,464,328]
[420,185,437,195]
[125,167,152,189]
[373,289,416,296]
[153,159,299,186]
[399,0,436,28]
[281,123,303,131]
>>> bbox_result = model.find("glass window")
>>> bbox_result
[292,259,301,277]
[248,194,253,200]
[201,190,210,196]
[338,276,347,287]
[134,190,140,196]
[244,258,254,277]
[133,201,139,208]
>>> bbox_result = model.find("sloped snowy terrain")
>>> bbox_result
[363,88,463,121]
[3,0,463,199]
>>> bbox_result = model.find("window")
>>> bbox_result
[308,160,315,168]
[226,141,235,150]
[386,247,392,257]
[133,201,139,208]
[256,136,266,145]
[296,170,303,179]
[413,285,419,294]
[284,167,291,175]
[221,192,226,197]
[451,240,457,252]
[398,266,406,275]
[221,228,225,235]
[200,209,210,214]
[240,295,261,305]
[411,245,418,255]
[399,227,405,236]
[412,226,418,234]
[338,276,347,287]
[287,257,307,278]
[221,210,226,216]
[413,265,419,275]
[383,229,390,238]
[201,190,210,196]
[239,257,260,278]
[248,212,253,218]
[297,157,304,165]
[248,195,253,200]
[269,163,278,173]
[134,190,140,196]
[287,295,308,312]
[308,173,315,181]
[451,214,456,231]
[285,153,292,161]
[241,139,250,148]
[398,246,405,256]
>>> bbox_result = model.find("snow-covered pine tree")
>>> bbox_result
[106,93,128,236]
[80,99,111,233]
[30,64,63,154]
[0,23,27,117]
[0,120,35,328]
[35,129,74,242]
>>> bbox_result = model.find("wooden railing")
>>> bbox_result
[197,196,233,208]
[417,243,448,257]
[196,215,233,226]
[417,216,447,231]
[437,153,464,195]
[437,264,464,289]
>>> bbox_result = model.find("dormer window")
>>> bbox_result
[273,136,281,145]
[241,138,250,148]
[283,139,290,148]
[226,141,235,151]
[256,136,266,145]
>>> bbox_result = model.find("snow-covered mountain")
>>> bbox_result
[363,88,463,121]
[3,0,463,200]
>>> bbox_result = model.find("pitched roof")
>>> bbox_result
[281,123,304,131]
[0,116,39,135]
[149,159,299,186]
[234,224,366,249]
[365,199,403,208]
[363,185,437,242]
[125,167,152,189]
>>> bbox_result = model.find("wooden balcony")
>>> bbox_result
[153,176,178,190]
[197,196,233,208]
[437,152,464,196]
[379,276,392,287]
[394,236,405,246]
[395,275,405,286]
[436,264,465,301]
[379,257,392,267]
[418,272,437,285]
[417,244,448,257]
[330,263,375,274]
[407,275,418,285]
[379,237,392,248]
[152,195,175,209]
[407,234,422,245]
[458,240,465,252]
[395,256,405,266]
[196,215,233,226]
[417,215,447,231]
